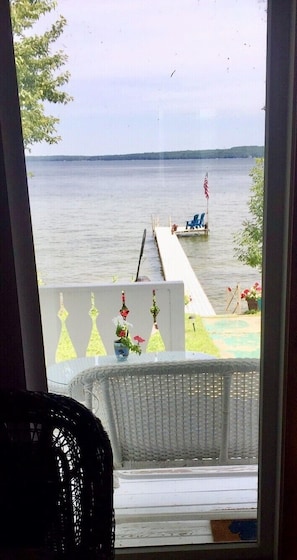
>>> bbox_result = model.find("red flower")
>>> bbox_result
[134,335,145,343]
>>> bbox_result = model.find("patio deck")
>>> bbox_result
[114,465,258,548]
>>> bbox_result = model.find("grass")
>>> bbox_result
[146,329,166,352]
[55,312,220,361]
[184,313,221,356]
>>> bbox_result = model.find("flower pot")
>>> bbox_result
[114,341,129,361]
[247,298,258,311]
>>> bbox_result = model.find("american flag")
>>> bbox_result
[203,173,209,199]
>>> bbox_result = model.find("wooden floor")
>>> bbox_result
[154,226,215,316]
[116,519,213,547]
[114,465,258,548]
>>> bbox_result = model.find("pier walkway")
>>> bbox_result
[154,227,215,316]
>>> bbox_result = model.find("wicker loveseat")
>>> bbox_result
[69,358,260,470]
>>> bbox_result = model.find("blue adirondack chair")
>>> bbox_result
[198,212,205,227]
[186,214,200,229]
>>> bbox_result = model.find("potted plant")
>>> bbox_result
[241,282,262,311]
[113,291,145,360]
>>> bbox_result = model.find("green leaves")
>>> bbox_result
[233,158,264,271]
[11,0,72,150]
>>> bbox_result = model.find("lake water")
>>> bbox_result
[26,158,262,314]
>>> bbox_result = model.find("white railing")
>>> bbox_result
[39,281,185,367]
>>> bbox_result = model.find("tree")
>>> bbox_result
[10,0,72,150]
[233,158,264,271]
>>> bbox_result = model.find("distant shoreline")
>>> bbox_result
[26,145,264,162]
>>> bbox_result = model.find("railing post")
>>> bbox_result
[39,281,185,367]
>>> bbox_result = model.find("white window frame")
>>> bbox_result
[0,0,296,557]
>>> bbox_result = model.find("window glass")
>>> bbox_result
[13,0,268,553]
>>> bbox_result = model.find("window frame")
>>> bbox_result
[1,0,296,557]
[0,1,46,391]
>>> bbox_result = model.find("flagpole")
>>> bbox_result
[203,172,209,233]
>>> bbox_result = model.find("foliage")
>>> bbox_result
[52,146,263,161]
[233,158,264,271]
[10,0,72,150]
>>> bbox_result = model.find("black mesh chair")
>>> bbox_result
[0,390,114,559]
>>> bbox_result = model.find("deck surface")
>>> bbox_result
[114,465,258,548]
[154,226,215,316]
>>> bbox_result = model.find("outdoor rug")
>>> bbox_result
[210,519,257,542]
[202,315,261,358]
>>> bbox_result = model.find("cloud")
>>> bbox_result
[29,0,267,155]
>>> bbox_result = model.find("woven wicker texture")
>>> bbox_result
[69,358,260,469]
[0,390,114,559]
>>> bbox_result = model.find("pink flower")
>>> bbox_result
[241,283,262,301]
[134,335,145,344]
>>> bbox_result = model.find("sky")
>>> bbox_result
[27,0,267,157]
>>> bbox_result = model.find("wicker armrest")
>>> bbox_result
[0,390,114,559]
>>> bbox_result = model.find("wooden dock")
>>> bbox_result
[176,225,209,238]
[154,227,215,316]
